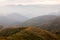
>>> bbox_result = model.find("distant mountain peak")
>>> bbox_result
[0,13,28,26]
[8,13,21,16]
[49,11,60,16]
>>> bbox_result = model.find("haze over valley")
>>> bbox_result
[0,0,60,40]
[0,4,60,18]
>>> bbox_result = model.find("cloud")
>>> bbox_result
[0,0,60,6]
[7,0,41,2]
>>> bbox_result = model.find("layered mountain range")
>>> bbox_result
[0,13,28,26]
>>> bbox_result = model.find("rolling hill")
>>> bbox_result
[0,13,28,26]
[20,15,60,33]
[21,15,57,27]
[49,11,60,16]
[45,17,60,33]
[0,27,59,40]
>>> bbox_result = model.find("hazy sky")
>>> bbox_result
[0,0,60,18]
[0,0,60,6]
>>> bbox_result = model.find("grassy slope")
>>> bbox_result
[0,27,59,40]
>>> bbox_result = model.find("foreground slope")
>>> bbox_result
[0,27,59,40]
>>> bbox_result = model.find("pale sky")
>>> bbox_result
[0,0,60,6]
[0,0,60,18]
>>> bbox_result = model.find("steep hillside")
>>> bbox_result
[46,17,60,33]
[21,15,57,27]
[0,27,59,40]
[33,17,60,34]
[20,15,60,34]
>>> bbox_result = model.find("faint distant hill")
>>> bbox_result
[0,13,28,26]
[19,15,60,33]
[21,15,57,27]
[49,11,60,16]
[21,15,60,34]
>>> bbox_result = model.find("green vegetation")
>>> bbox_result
[0,16,60,40]
[0,27,26,37]
[0,27,59,40]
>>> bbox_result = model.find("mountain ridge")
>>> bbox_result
[0,13,28,26]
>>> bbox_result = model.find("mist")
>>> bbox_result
[0,5,60,18]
